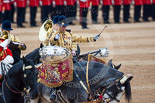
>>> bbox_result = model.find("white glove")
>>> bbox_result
[132,0,134,5]
[0,39,10,49]
[80,0,87,2]
[77,0,79,5]
[39,1,42,6]
[72,50,76,56]
[64,1,67,6]
[2,55,14,65]
[100,0,103,5]
[94,34,100,41]
[54,34,60,40]
[53,1,56,7]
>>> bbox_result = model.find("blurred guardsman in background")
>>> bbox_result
[102,0,111,24]
[143,0,151,21]
[40,0,51,23]
[134,0,143,22]
[0,0,3,23]
[53,0,64,16]
[73,0,77,20]
[23,0,27,23]
[66,0,76,24]
[113,0,122,23]
[10,0,15,23]
[152,0,155,21]
[0,20,26,64]
[49,0,56,19]
[90,0,99,24]
[3,0,11,21]
[16,0,26,27]
[123,0,131,23]
[79,0,90,29]
[29,0,39,27]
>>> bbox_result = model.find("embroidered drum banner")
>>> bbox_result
[37,53,73,88]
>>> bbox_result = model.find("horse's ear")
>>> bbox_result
[40,43,44,48]
[108,59,113,67]
[114,64,121,70]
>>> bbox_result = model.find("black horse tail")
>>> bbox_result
[124,76,133,103]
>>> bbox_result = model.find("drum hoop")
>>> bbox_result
[40,50,72,64]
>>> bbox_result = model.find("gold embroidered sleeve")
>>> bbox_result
[71,33,95,43]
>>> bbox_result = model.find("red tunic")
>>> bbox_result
[102,0,112,5]
[0,39,13,61]
[123,0,131,4]
[3,0,11,10]
[142,0,151,4]
[153,0,155,3]
[0,0,3,12]
[79,0,90,8]
[41,0,51,6]
[29,0,39,6]
[10,0,15,4]
[15,0,26,7]
[114,0,122,5]
[53,0,64,6]
[134,0,143,5]
[90,0,99,6]
[66,0,75,5]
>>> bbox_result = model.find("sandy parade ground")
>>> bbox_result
[6,6,155,103]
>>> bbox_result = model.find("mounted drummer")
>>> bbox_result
[38,15,102,101]
[0,20,26,64]
[47,15,100,56]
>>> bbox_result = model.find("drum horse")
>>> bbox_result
[25,20,133,103]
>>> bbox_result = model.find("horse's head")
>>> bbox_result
[85,62,133,103]
[98,74,133,103]
[22,57,38,99]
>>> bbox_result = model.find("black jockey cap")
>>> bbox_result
[58,15,68,27]
[53,15,60,24]
[1,20,13,30]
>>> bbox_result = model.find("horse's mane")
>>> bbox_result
[25,48,40,60]
[73,61,124,89]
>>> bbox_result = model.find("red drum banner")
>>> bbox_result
[37,53,73,88]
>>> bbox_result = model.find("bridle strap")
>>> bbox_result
[86,54,91,92]
[4,77,23,94]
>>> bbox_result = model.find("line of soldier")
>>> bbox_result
[0,0,155,28]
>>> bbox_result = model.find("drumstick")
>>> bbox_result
[98,25,108,36]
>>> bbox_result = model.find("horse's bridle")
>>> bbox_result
[91,75,129,103]
[1,62,35,103]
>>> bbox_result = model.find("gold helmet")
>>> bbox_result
[39,19,53,41]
